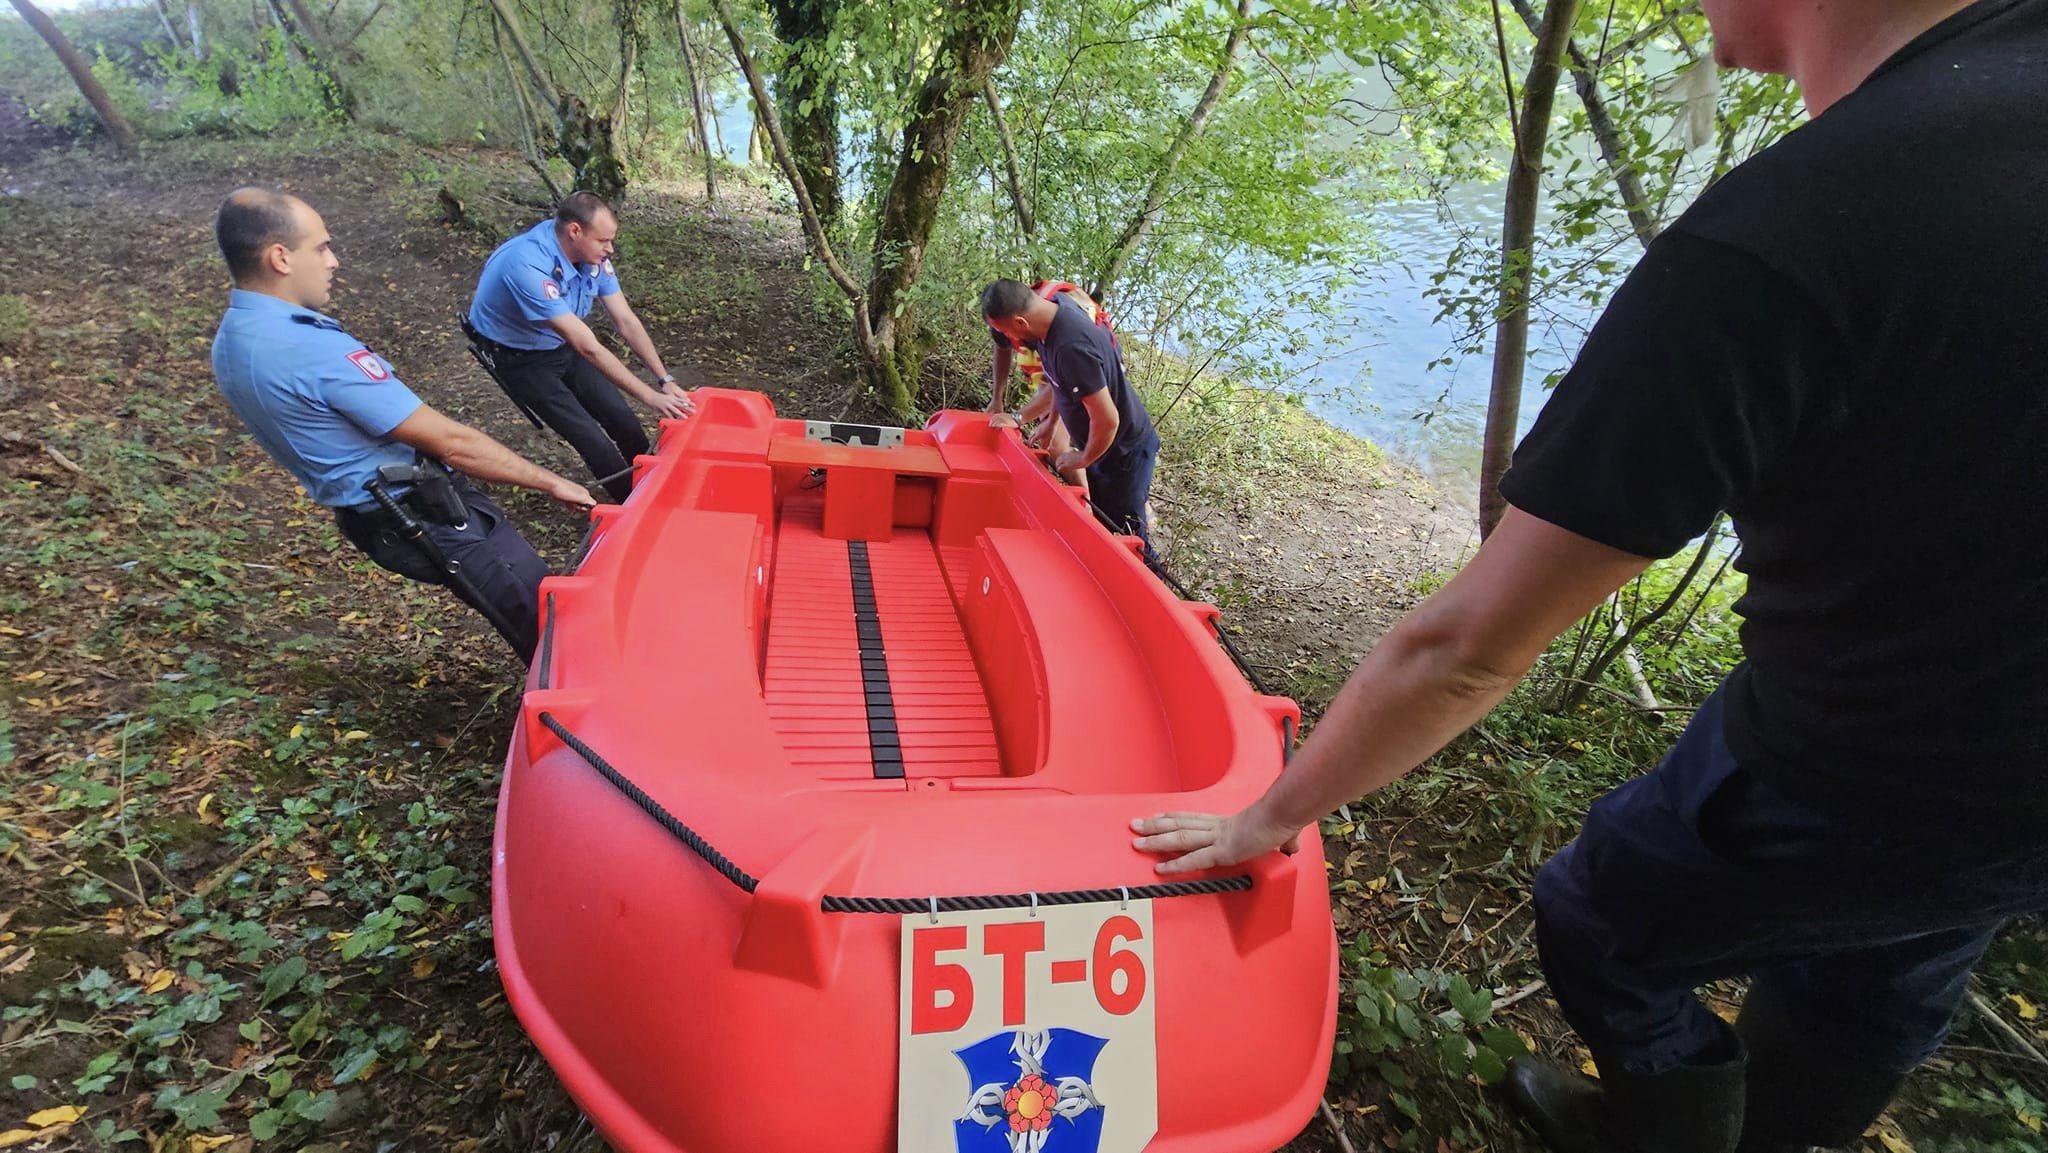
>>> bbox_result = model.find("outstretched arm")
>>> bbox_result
[1133,507,1652,874]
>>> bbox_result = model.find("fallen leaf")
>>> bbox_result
[1579,1059,1599,1079]
[340,730,370,742]
[307,864,327,882]
[0,947,34,976]
[26,1106,85,1127]
[1876,1130,1916,1153]
[412,958,436,979]
[0,1131,44,1149]
[2008,993,2038,1021]
[144,969,174,994]
[197,793,217,824]
[289,723,305,739]
[185,1135,236,1153]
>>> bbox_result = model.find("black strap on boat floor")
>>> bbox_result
[846,540,904,780]
[536,710,1254,914]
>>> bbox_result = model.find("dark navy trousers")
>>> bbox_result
[336,480,551,662]
[1534,688,2048,1077]
[1088,441,1158,554]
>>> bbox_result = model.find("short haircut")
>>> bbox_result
[981,279,1037,320]
[556,190,614,230]
[215,187,303,282]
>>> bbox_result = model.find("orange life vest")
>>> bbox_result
[1012,280,1114,380]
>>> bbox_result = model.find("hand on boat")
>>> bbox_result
[1130,810,1300,875]
[988,412,1020,430]
[647,386,694,421]
[546,474,599,511]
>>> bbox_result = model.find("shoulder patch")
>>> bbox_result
[600,259,615,277]
[345,348,390,381]
[541,280,562,301]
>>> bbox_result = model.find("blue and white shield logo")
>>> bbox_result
[953,1028,1108,1153]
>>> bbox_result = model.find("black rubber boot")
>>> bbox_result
[1508,1040,1746,1153]
[1735,983,1905,1153]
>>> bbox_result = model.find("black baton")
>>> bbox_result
[365,478,525,646]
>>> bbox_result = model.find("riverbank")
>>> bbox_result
[2,129,2039,1153]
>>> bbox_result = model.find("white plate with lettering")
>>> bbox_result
[898,902,1158,1153]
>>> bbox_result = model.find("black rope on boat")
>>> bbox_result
[539,712,761,894]
[820,877,1252,916]
[537,713,1255,912]
[1086,499,1274,697]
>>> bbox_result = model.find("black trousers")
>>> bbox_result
[1535,688,2048,1079]
[495,345,648,502]
[335,481,551,662]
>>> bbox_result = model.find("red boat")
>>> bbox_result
[492,389,1336,1152]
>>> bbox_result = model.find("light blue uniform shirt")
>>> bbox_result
[212,289,423,510]
[468,219,621,351]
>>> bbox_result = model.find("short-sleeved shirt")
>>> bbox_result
[994,294,1159,467]
[212,289,423,510]
[1499,0,2048,818]
[468,219,621,351]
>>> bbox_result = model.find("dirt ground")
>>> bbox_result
[0,126,1486,1153]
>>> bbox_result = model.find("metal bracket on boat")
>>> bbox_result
[805,420,904,449]
[1120,886,1130,910]
[929,896,940,924]
[1029,891,1039,918]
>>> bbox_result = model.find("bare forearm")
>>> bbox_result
[1078,421,1116,467]
[1253,609,1528,830]
[572,332,662,403]
[615,313,669,381]
[437,427,575,495]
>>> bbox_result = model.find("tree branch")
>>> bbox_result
[1089,0,1255,304]
[1509,0,1659,248]
[982,73,1034,238]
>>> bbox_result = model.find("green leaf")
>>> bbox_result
[262,956,307,1006]
[240,1020,264,1043]
[1394,1002,1423,1041]
[1447,974,1493,1025]
[1351,992,1382,1028]
[250,1109,286,1141]
[1437,1032,1471,1074]
[390,894,426,914]
[10,1074,35,1090]
[288,1002,323,1049]
[293,1090,340,1122]
[1376,1060,1410,1089]
[1482,1026,1530,1061]
[1472,1047,1509,1085]
[332,1046,378,1085]
[1390,1091,1421,1121]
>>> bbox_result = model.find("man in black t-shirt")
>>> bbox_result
[982,279,1162,551]
[1128,2,2048,1152]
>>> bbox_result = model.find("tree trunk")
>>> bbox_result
[7,0,138,154]
[673,0,717,203]
[609,0,638,159]
[982,73,1033,238]
[150,0,185,49]
[281,0,332,51]
[709,0,878,372]
[764,0,842,225]
[494,16,564,199]
[268,0,353,111]
[485,0,624,198]
[1089,0,1253,305]
[866,0,1023,415]
[187,0,204,56]
[1509,0,1658,248]
[1477,0,1581,538]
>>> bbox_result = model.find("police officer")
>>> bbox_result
[211,187,595,663]
[981,279,1160,550]
[467,191,690,502]
[1133,2,2048,1152]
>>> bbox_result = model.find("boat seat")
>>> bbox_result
[958,528,1177,792]
[766,437,950,542]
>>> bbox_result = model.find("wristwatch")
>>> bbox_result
[656,373,676,386]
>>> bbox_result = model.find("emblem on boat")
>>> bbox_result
[954,1028,1107,1152]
